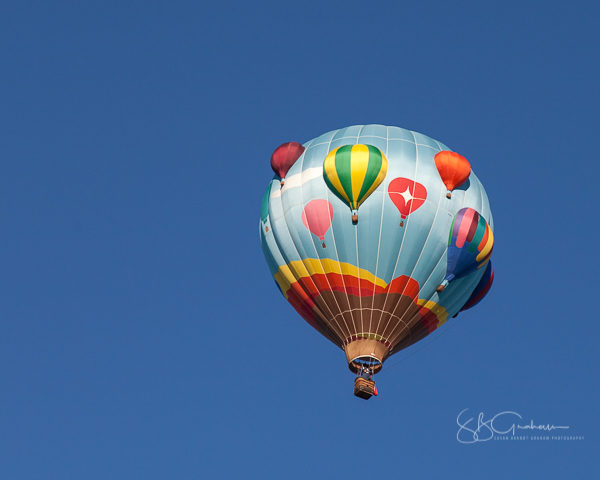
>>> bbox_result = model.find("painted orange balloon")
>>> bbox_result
[434,151,471,198]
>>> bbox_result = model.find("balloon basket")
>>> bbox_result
[321,242,326,248]
[437,277,451,293]
[352,214,358,224]
[399,220,404,227]
[446,192,452,199]
[354,377,375,400]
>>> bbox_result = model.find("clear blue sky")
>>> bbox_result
[1,1,598,478]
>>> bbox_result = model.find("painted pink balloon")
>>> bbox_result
[302,200,334,244]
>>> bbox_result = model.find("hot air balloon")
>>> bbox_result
[322,144,388,224]
[388,178,427,227]
[437,207,494,292]
[259,125,495,399]
[302,199,334,248]
[271,142,305,186]
[434,151,471,198]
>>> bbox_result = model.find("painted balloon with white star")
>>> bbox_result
[259,125,494,374]
[388,177,427,227]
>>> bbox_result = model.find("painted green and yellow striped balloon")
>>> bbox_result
[323,145,388,215]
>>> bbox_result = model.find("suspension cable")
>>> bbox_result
[379,308,475,375]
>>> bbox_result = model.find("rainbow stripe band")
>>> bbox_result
[274,258,449,352]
